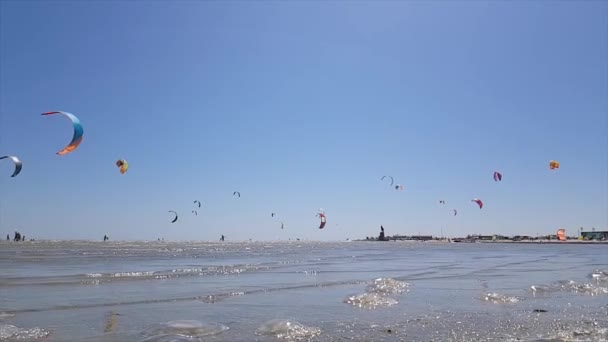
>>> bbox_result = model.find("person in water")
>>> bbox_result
[220,235,225,242]
[6,234,9,241]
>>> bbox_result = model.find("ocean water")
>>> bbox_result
[0,240,606,341]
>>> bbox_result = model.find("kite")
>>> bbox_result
[168,211,178,223]
[0,156,22,177]
[318,213,327,229]
[116,159,129,174]
[381,176,394,186]
[493,171,502,182]
[41,111,84,155]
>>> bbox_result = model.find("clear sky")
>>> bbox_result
[0,1,606,241]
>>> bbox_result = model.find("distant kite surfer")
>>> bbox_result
[220,235,225,242]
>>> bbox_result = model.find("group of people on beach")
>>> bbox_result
[7,231,26,241]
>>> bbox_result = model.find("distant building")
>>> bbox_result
[411,235,433,241]
[580,230,608,241]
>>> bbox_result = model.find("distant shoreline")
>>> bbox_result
[474,240,608,245]
[354,239,608,245]
[1,239,606,245]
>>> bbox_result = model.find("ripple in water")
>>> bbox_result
[143,320,228,339]
[256,319,321,340]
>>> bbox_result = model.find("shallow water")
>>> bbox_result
[0,240,606,341]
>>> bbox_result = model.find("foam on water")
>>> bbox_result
[344,292,399,309]
[0,324,51,340]
[256,319,321,340]
[483,292,521,304]
[591,269,608,283]
[344,277,409,309]
[366,277,410,295]
[531,278,608,297]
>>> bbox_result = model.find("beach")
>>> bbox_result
[0,240,606,341]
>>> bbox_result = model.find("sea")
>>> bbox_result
[0,240,606,341]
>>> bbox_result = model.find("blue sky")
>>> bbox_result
[0,1,606,241]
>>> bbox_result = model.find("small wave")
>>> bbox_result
[345,277,409,309]
[366,278,410,295]
[113,271,156,278]
[0,313,14,321]
[345,292,399,309]
[591,269,608,283]
[529,284,557,295]
[297,270,318,276]
[0,324,51,340]
[531,275,608,297]
[560,280,608,296]
[256,319,321,340]
[483,292,521,304]
[140,334,199,342]
[143,320,228,339]
[0,261,280,287]
[531,280,608,297]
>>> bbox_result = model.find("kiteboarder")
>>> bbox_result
[220,235,225,242]
[318,212,326,229]
[6,234,9,241]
